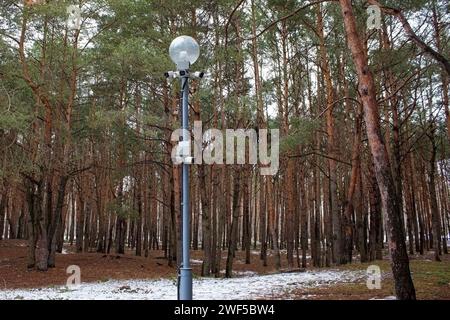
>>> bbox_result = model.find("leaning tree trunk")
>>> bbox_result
[431,1,450,145]
[339,0,416,300]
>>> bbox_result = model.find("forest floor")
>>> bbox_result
[0,240,449,300]
[284,253,450,300]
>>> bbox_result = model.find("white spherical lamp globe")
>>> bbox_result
[169,36,200,70]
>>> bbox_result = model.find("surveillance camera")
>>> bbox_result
[165,71,180,79]
[193,71,205,79]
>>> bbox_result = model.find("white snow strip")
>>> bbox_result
[0,270,365,300]
[234,270,258,276]
[250,250,311,259]
[370,296,397,300]
[217,270,258,277]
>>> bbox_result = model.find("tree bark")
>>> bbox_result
[225,168,241,278]
[427,125,442,261]
[339,0,416,299]
[343,105,362,263]
[48,175,69,268]
[0,189,7,240]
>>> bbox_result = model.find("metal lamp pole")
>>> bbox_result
[179,71,192,300]
[167,35,202,301]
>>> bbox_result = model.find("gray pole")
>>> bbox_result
[179,72,192,300]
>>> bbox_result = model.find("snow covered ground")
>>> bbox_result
[0,270,366,300]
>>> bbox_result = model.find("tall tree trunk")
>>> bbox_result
[267,177,281,269]
[339,0,416,299]
[427,125,442,261]
[26,181,37,268]
[214,165,227,276]
[69,192,75,246]
[309,58,322,267]
[259,176,268,266]
[192,93,213,276]
[404,152,420,254]
[285,159,295,269]
[279,19,295,270]
[438,158,449,255]
[75,189,84,253]
[317,3,342,265]
[225,168,241,278]
[381,25,407,242]
[143,165,151,256]
[135,177,143,257]
[0,189,7,240]
[48,175,69,268]
[243,168,251,265]
[355,163,368,262]
[35,182,48,271]
[299,167,308,268]
[115,178,126,255]
[343,105,362,263]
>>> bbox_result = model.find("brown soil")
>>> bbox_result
[274,253,450,300]
[0,240,281,290]
[1,240,449,300]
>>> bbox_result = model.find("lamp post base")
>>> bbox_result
[179,267,193,300]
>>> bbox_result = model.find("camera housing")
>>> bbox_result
[192,71,205,79]
[164,71,180,79]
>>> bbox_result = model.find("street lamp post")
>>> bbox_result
[180,73,191,300]
[166,35,202,301]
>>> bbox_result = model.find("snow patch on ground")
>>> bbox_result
[250,250,311,259]
[0,270,365,300]
[370,296,397,300]
[234,271,258,277]
[217,270,258,277]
